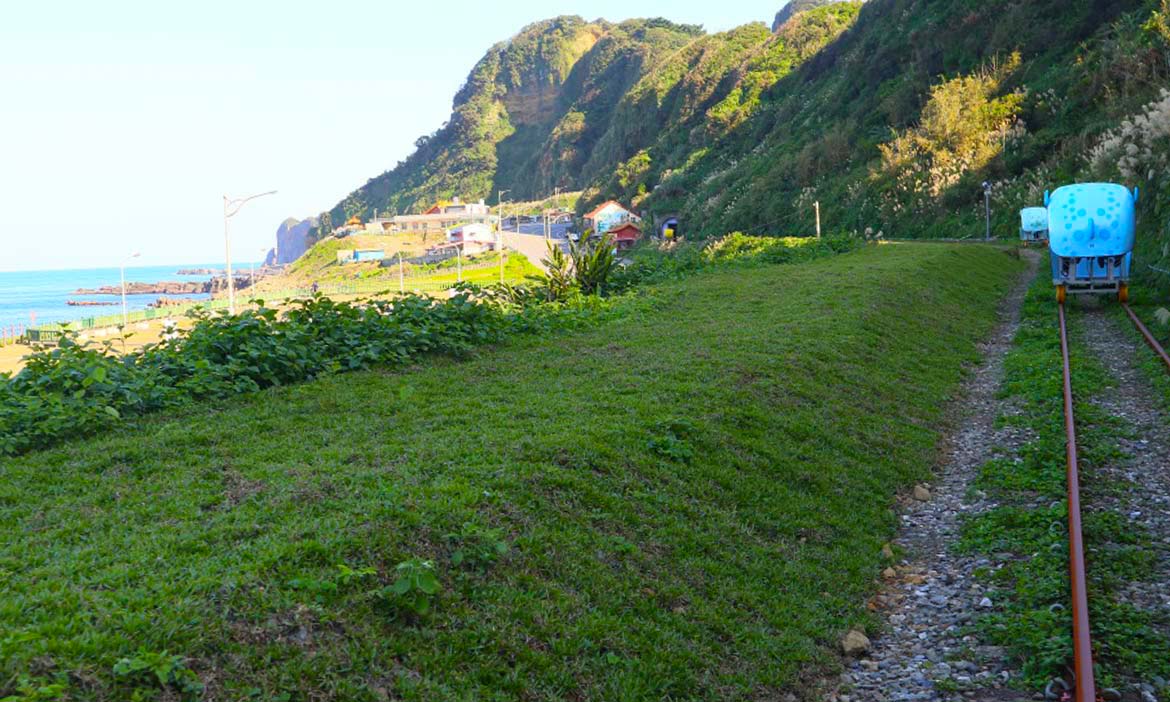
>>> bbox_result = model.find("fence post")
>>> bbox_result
[398,252,405,294]
[814,201,822,239]
[457,247,462,283]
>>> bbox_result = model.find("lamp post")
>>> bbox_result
[982,181,992,241]
[120,252,141,328]
[497,189,510,284]
[223,190,277,314]
[250,248,267,292]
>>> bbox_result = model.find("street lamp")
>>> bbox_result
[982,181,993,241]
[497,189,510,284]
[250,247,270,293]
[120,252,141,327]
[223,190,277,314]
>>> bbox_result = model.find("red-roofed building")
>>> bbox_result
[608,222,641,250]
[583,200,640,235]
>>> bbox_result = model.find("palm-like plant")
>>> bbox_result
[540,241,575,301]
[570,230,616,296]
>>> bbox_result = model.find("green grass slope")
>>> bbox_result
[0,244,1022,701]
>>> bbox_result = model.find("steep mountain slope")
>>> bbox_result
[317,0,1169,283]
[319,16,703,232]
[644,0,1168,243]
[587,2,863,211]
[772,0,844,30]
[316,7,860,233]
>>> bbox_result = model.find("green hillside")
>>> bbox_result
[319,0,1170,286]
[320,16,703,231]
[0,244,1022,700]
[318,6,861,229]
[649,0,1168,243]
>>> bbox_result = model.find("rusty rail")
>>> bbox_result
[1121,303,1170,372]
[1057,302,1097,702]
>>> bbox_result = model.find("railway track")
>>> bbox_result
[1052,301,1170,702]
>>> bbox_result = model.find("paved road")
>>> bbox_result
[500,231,569,274]
[511,222,572,239]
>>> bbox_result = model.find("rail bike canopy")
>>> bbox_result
[1046,183,1138,299]
[1019,206,1049,242]
[1044,183,1137,258]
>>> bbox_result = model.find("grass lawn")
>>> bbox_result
[0,243,1022,701]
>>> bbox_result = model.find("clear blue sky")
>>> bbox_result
[0,0,786,272]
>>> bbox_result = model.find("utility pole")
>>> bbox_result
[120,252,141,327]
[253,248,266,292]
[497,189,510,285]
[814,201,822,239]
[457,246,462,283]
[982,181,992,241]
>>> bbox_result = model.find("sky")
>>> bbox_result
[0,0,786,272]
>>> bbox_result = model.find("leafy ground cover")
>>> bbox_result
[0,236,848,458]
[958,277,1170,690]
[1,243,1020,701]
[0,292,610,458]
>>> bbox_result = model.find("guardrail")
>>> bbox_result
[1,325,26,347]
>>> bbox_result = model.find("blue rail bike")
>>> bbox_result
[1045,183,1138,304]
[1019,206,1049,244]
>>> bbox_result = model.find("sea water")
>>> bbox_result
[0,264,231,330]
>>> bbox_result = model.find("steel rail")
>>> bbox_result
[1057,302,1097,702]
[1121,303,1170,372]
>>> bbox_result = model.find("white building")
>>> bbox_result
[448,222,496,246]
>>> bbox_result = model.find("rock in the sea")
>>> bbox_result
[841,629,871,656]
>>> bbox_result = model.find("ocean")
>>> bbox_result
[0,263,245,331]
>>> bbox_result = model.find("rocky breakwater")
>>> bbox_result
[75,276,253,296]
[148,297,202,309]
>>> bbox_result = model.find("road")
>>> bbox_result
[511,222,572,239]
[500,230,568,274]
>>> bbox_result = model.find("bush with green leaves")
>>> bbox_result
[0,291,602,457]
[539,240,576,301]
[112,650,202,700]
[447,522,509,570]
[0,678,68,702]
[569,230,618,295]
[383,558,442,615]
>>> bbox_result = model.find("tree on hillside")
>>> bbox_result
[874,53,1025,219]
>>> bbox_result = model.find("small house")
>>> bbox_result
[448,223,496,247]
[584,201,640,235]
[607,222,641,250]
[353,249,385,262]
[338,249,386,264]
